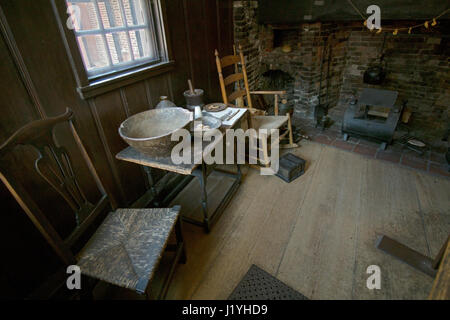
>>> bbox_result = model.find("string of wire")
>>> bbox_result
[346,0,449,33]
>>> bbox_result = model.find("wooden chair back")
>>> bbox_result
[215,44,254,110]
[0,109,109,265]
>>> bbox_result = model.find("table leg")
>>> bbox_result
[246,111,253,130]
[198,162,210,233]
[237,163,242,182]
[142,166,157,197]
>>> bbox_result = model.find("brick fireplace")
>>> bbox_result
[234,1,450,149]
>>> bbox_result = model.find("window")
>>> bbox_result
[66,0,167,80]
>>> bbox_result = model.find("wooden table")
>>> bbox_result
[116,109,248,233]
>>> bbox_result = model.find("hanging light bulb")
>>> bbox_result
[408,27,412,34]
[432,18,437,26]
[424,21,429,28]
[393,29,398,35]
[364,20,367,27]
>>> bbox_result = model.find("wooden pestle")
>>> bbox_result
[188,79,195,95]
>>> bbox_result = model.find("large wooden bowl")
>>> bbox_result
[119,108,192,157]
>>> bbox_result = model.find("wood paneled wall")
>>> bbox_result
[0,0,233,298]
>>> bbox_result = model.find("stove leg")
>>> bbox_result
[380,142,387,150]
[343,133,349,141]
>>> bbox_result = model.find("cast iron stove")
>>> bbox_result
[342,88,404,150]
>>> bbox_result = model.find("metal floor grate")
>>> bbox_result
[228,265,308,300]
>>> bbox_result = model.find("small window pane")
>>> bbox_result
[77,35,110,70]
[129,30,143,59]
[136,29,155,59]
[124,0,147,26]
[96,2,113,29]
[103,0,125,28]
[116,31,133,62]
[67,1,99,31]
[105,33,120,63]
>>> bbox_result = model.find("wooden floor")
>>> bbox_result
[165,141,450,300]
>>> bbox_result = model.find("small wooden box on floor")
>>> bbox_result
[276,153,306,183]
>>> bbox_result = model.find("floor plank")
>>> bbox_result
[163,141,449,300]
[250,143,323,275]
[413,172,450,256]
[165,166,261,299]
[276,146,365,299]
[191,171,286,299]
[352,158,433,299]
[191,142,323,299]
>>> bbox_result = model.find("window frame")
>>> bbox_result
[52,0,173,98]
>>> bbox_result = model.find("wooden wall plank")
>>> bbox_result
[91,91,146,205]
[146,74,171,107]
[122,81,150,115]
[165,0,234,105]
[218,0,234,54]
[0,6,45,119]
[0,29,38,139]
[184,1,210,101]
[203,0,219,100]
[164,0,191,105]
[0,0,121,207]
[0,23,63,299]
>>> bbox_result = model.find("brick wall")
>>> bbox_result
[233,1,450,147]
[337,23,450,144]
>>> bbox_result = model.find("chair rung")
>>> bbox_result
[224,73,244,86]
[279,130,289,139]
[250,90,287,95]
[220,55,241,68]
[248,155,263,161]
[228,89,247,102]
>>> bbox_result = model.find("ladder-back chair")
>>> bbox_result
[0,109,186,299]
[215,45,298,167]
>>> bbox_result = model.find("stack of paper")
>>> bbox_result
[203,107,246,127]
